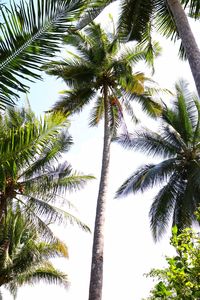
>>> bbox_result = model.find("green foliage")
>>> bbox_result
[44,22,162,136]
[117,0,154,42]
[0,207,68,298]
[116,80,200,240]
[0,0,87,108]
[117,0,200,59]
[144,222,200,299]
[0,105,93,237]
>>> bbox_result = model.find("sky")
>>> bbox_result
[2,2,200,300]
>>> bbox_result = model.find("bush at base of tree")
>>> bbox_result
[144,209,200,299]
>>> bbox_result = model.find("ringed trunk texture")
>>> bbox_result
[88,85,111,300]
[167,0,200,97]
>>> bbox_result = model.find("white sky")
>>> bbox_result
[2,3,200,300]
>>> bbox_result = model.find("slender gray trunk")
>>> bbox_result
[167,0,200,97]
[88,84,111,300]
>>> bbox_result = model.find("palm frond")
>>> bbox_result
[19,133,73,179]
[117,0,154,42]
[0,110,69,173]
[161,125,187,152]
[0,0,86,107]
[44,58,95,88]
[172,190,193,231]
[117,45,146,65]
[14,198,60,243]
[193,97,200,145]
[116,130,178,158]
[178,41,187,60]
[76,0,114,30]
[89,96,104,127]
[155,1,200,61]
[137,22,162,73]
[23,197,90,232]
[149,173,183,241]
[182,0,200,19]
[116,160,175,198]
[51,88,96,114]
[24,171,95,198]
[173,80,195,142]
[155,0,177,41]
[7,263,68,298]
[0,207,69,297]
[121,98,139,124]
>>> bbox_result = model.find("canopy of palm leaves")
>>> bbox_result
[117,0,199,58]
[0,0,92,108]
[0,106,93,239]
[44,22,162,132]
[116,80,200,240]
[0,207,68,299]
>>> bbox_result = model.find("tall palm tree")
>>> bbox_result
[0,0,93,108]
[116,0,200,98]
[0,207,68,299]
[116,80,200,241]
[44,22,162,300]
[0,105,93,238]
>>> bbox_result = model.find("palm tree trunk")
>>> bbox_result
[167,0,200,97]
[88,84,111,300]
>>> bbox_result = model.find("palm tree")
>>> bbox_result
[0,105,93,238]
[0,207,68,299]
[0,0,91,108]
[44,22,162,300]
[116,80,200,241]
[116,0,200,98]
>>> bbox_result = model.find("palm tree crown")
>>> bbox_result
[0,106,93,239]
[44,22,162,125]
[116,80,200,241]
[0,207,68,299]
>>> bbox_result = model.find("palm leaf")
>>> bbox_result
[76,0,114,30]
[45,58,95,88]
[155,0,177,40]
[182,0,200,19]
[116,46,147,67]
[116,131,178,158]
[116,160,176,198]
[161,125,187,152]
[24,197,90,232]
[14,199,60,242]
[7,263,68,299]
[149,173,183,241]
[117,0,154,41]
[0,0,85,107]
[0,207,69,297]
[0,111,69,174]
[121,98,139,124]
[172,189,193,231]
[137,22,162,73]
[89,96,104,127]
[19,133,73,179]
[51,88,96,114]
